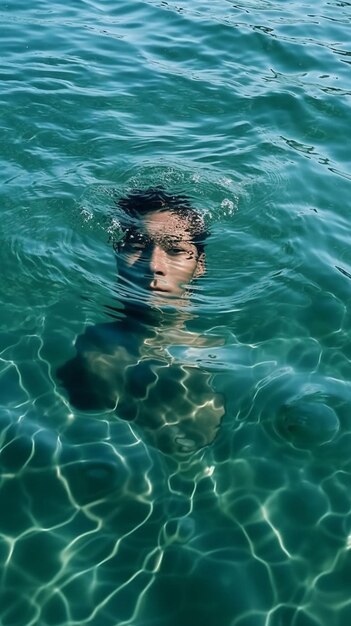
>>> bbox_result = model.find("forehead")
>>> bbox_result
[136,210,194,241]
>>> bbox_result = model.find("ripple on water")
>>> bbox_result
[276,399,340,449]
[1,0,351,624]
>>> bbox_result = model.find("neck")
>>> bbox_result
[112,297,194,335]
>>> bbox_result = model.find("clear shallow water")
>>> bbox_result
[1,0,351,624]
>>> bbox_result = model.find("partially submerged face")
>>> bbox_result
[118,210,205,300]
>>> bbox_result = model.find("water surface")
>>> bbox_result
[1,1,351,624]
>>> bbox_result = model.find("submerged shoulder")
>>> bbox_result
[75,321,124,353]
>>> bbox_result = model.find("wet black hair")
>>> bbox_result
[116,186,209,255]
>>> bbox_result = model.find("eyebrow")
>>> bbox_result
[124,231,195,245]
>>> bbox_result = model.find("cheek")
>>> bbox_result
[172,258,198,281]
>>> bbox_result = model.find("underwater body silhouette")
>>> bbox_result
[58,188,224,456]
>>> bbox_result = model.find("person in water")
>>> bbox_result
[58,187,224,454]
[114,186,207,303]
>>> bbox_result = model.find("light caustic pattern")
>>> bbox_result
[1,323,351,626]
[1,0,351,623]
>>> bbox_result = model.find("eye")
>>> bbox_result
[168,247,186,255]
[167,246,195,259]
[120,242,141,252]
[128,242,146,250]
[122,235,148,252]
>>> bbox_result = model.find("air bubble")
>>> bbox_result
[221,198,235,214]
[219,177,233,187]
[106,217,122,237]
[80,208,93,222]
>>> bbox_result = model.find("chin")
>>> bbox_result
[148,293,190,313]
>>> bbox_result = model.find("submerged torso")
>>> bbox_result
[57,307,225,455]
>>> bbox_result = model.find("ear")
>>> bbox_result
[194,252,206,279]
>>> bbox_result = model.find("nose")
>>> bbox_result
[149,245,167,275]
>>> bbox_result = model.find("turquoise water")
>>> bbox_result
[1,0,351,624]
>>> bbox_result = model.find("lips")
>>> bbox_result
[149,286,169,294]
[149,280,169,293]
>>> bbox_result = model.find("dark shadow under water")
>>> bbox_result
[57,301,225,457]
